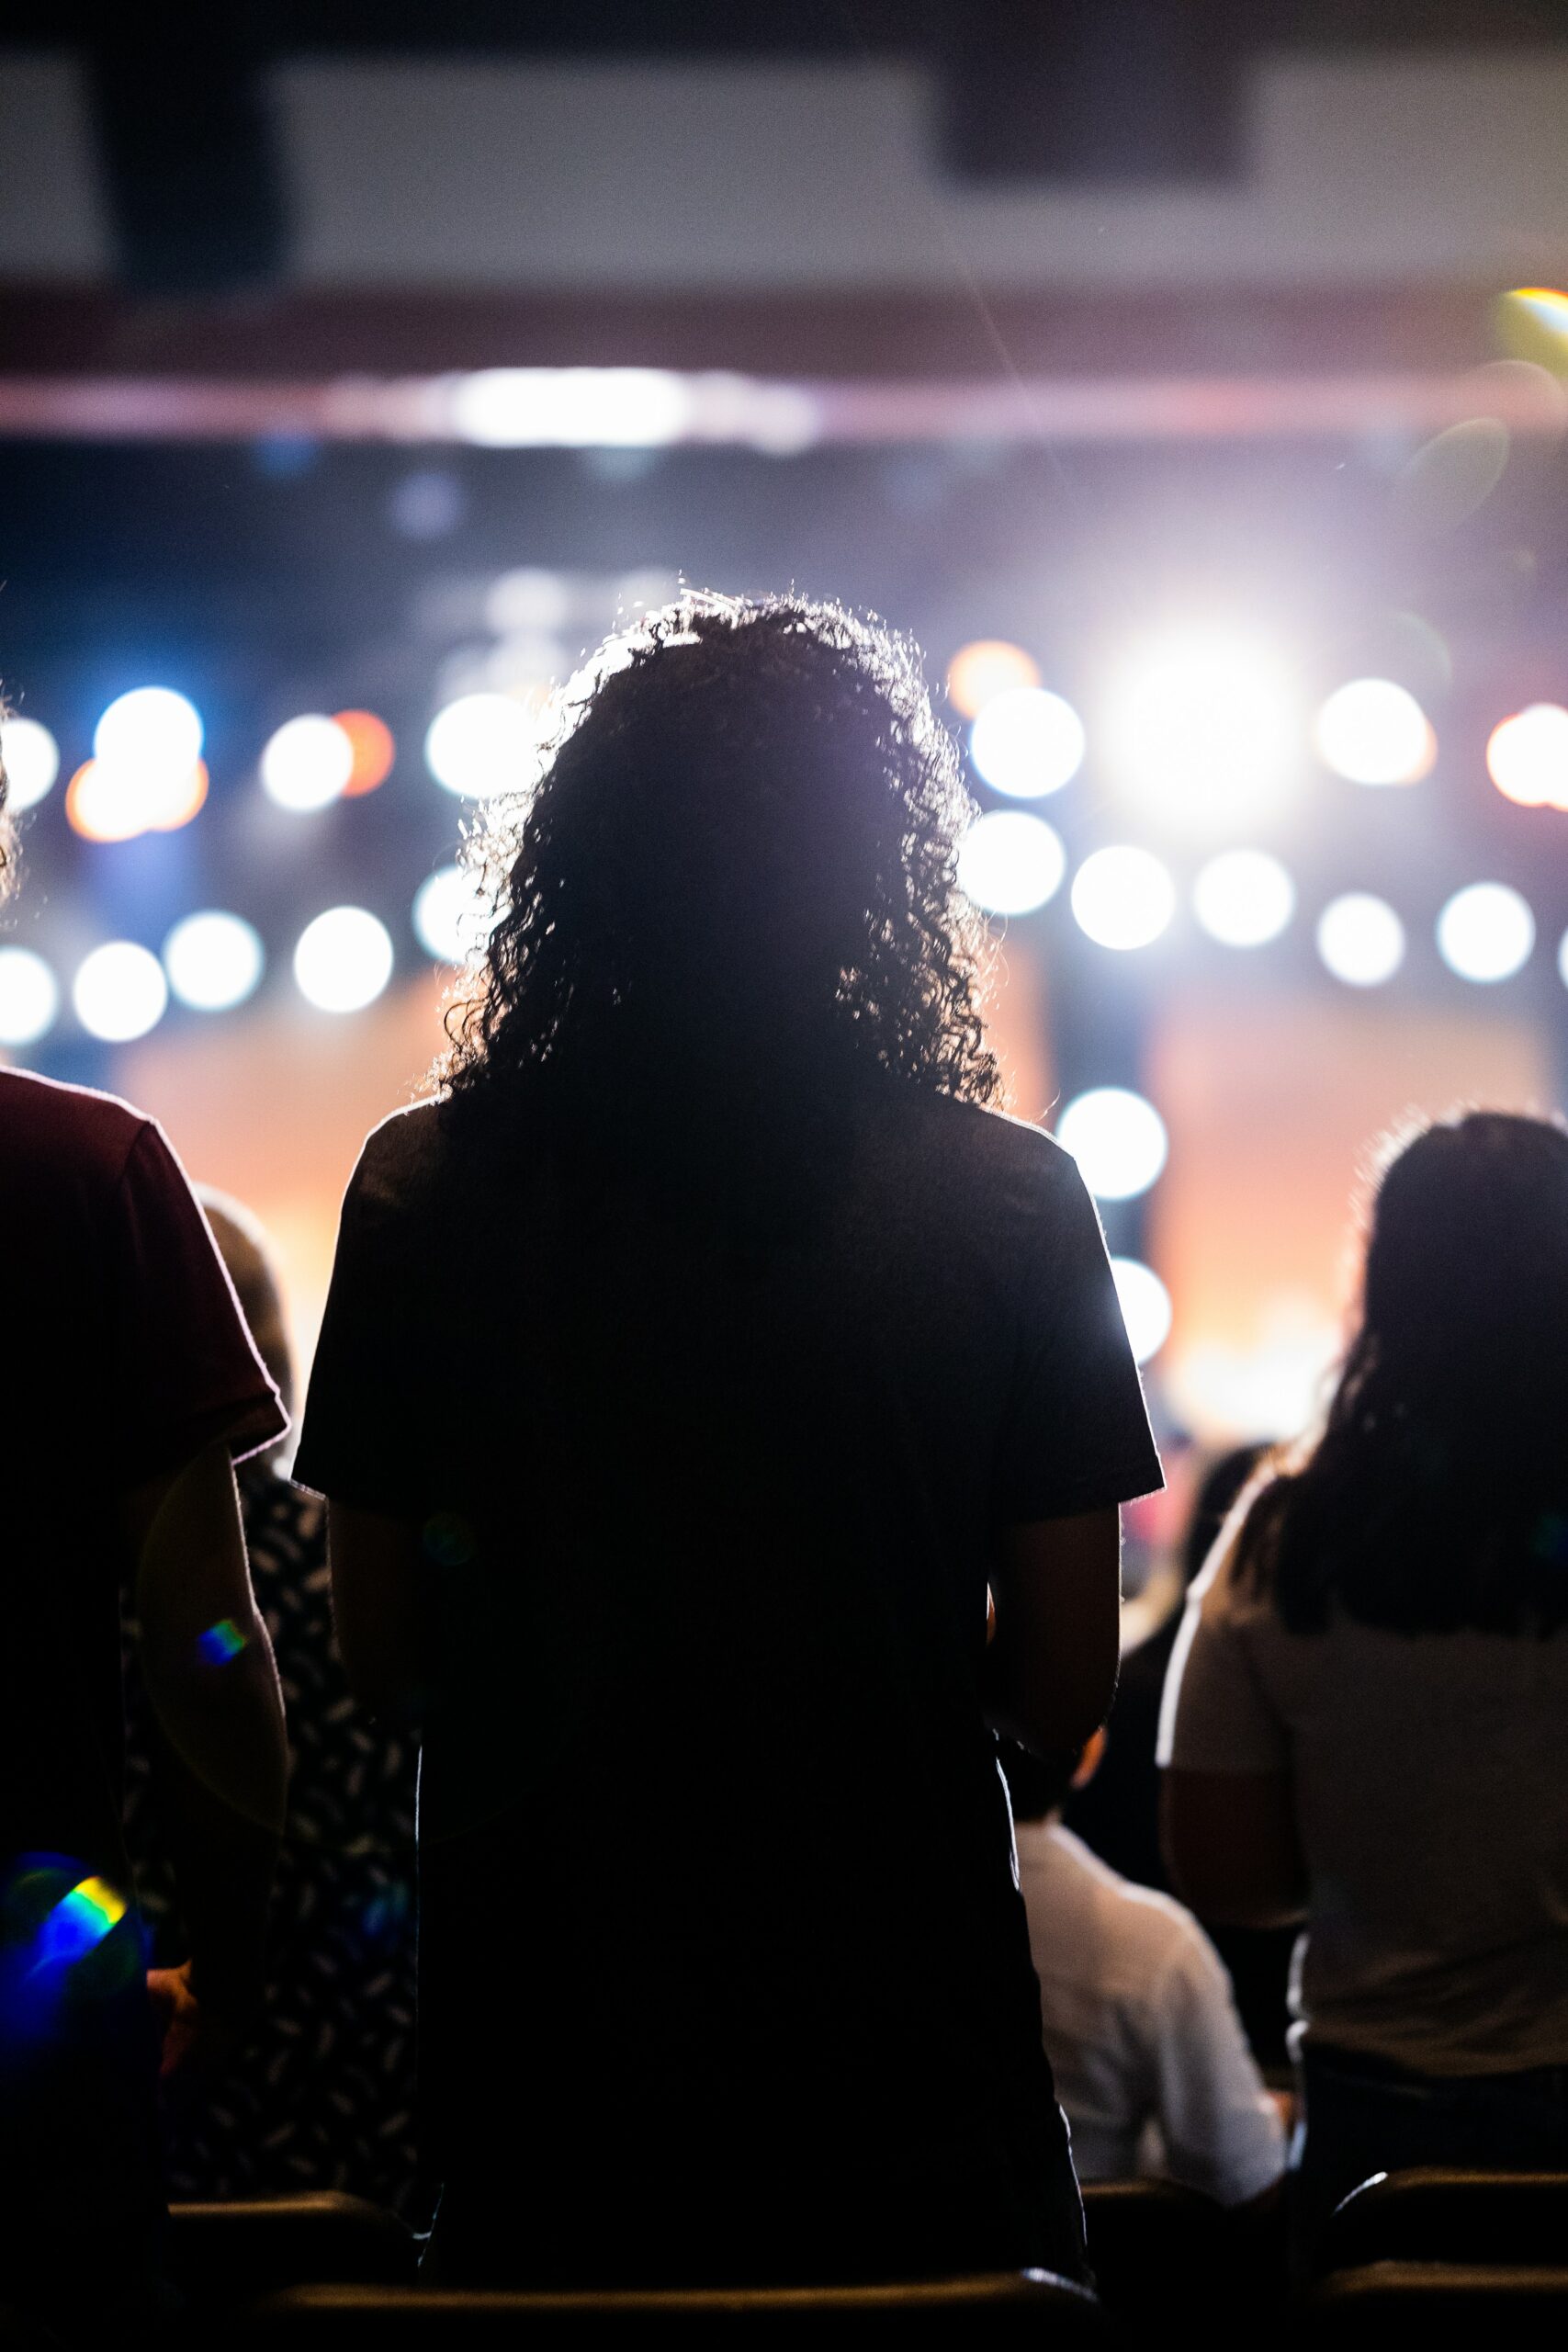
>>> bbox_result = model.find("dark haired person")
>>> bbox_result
[1006,1736,1284,2205]
[1160,1113,1568,2256]
[0,739,288,2328]
[123,1193,419,2215]
[297,595,1161,2290]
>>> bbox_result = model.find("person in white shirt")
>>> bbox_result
[1005,1735,1286,2208]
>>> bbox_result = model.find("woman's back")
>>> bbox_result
[299,1074,1156,2281]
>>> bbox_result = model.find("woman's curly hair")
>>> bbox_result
[441,593,1001,1153]
[0,714,16,910]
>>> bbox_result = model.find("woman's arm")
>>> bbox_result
[1160,1768,1307,1928]
[983,1505,1122,1756]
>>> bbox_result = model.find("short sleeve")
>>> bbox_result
[993,1146,1163,1522]
[1146,1918,1287,2206]
[1157,1528,1290,1774]
[292,1125,426,1515]
[110,1122,287,1486]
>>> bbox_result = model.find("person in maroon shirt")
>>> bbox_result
[0,752,288,2331]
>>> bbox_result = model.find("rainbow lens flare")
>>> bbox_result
[197,1617,248,1665]
[35,1877,128,1970]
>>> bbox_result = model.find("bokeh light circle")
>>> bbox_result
[1435,882,1534,984]
[424,693,537,798]
[93,687,203,781]
[1070,845,1176,951]
[412,865,494,965]
[969,687,1086,799]
[1104,632,1300,830]
[1314,678,1436,786]
[1056,1088,1168,1202]
[1315,893,1405,988]
[293,907,394,1013]
[0,945,61,1046]
[261,715,355,812]
[1486,704,1568,809]
[73,942,168,1042]
[1191,849,1296,947]
[1110,1257,1173,1366]
[956,811,1066,916]
[1,716,61,810]
[162,911,266,1012]
[946,640,1041,721]
[334,710,397,797]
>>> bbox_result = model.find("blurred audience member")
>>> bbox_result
[1161,1112,1568,2260]
[123,1193,419,2216]
[297,596,1161,2289]
[1006,1737,1285,2208]
[0,755,287,2335]
[1066,1446,1294,2068]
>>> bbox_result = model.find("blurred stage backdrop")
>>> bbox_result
[3,7,1568,1519]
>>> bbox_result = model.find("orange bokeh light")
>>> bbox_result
[946,640,1041,721]
[1486,705,1568,810]
[333,710,396,797]
[65,757,209,842]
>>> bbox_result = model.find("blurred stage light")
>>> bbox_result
[946,640,1041,721]
[425,693,536,799]
[1110,1256,1173,1366]
[412,865,494,965]
[261,715,355,812]
[67,750,207,841]
[1486,704,1568,809]
[451,368,692,448]
[293,907,394,1013]
[969,688,1085,800]
[0,945,60,1046]
[163,911,265,1012]
[956,810,1066,916]
[334,710,396,797]
[1056,1088,1168,1202]
[1498,288,1568,369]
[1070,845,1176,951]
[73,942,168,1042]
[147,759,208,832]
[1315,892,1404,988]
[1435,882,1534,983]
[1191,848,1296,947]
[1314,678,1436,786]
[1,716,61,810]
[486,569,571,635]
[1104,631,1300,831]
[94,687,203,783]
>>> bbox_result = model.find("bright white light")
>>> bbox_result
[969,688,1085,800]
[485,568,570,634]
[1192,848,1296,947]
[956,811,1066,916]
[1056,1088,1168,1202]
[1070,845,1176,951]
[1487,704,1568,809]
[1,717,61,810]
[424,693,537,799]
[412,865,494,965]
[0,945,60,1046]
[1111,1257,1173,1366]
[163,911,265,1012]
[1435,882,1534,983]
[260,715,355,812]
[93,687,203,782]
[293,907,394,1013]
[73,941,168,1043]
[1315,678,1435,786]
[451,368,693,448]
[1104,632,1301,831]
[1316,893,1405,988]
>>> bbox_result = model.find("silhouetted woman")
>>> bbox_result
[298,596,1160,2289]
[1161,1112,1568,2258]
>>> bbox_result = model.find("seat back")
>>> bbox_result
[1080,2179,1229,2319]
[1319,2169,1568,2273]
[234,2270,1109,2342]
[165,2194,416,2309]
[1308,2260,1568,2352]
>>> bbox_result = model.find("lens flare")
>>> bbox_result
[1070,846,1176,951]
[969,688,1085,799]
[1435,882,1534,983]
[1191,849,1296,947]
[1314,679,1436,786]
[334,710,396,797]
[956,811,1066,916]
[1315,893,1404,988]
[1110,1258,1172,1366]
[0,946,61,1047]
[1056,1088,1168,1201]
[0,716,61,810]
[1487,704,1568,809]
[946,640,1041,720]
[197,1618,248,1665]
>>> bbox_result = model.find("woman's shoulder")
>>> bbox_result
[871,1084,1085,1201]
[352,1098,447,1205]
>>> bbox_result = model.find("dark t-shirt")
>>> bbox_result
[1,1070,284,2286]
[296,1079,1161,2283]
